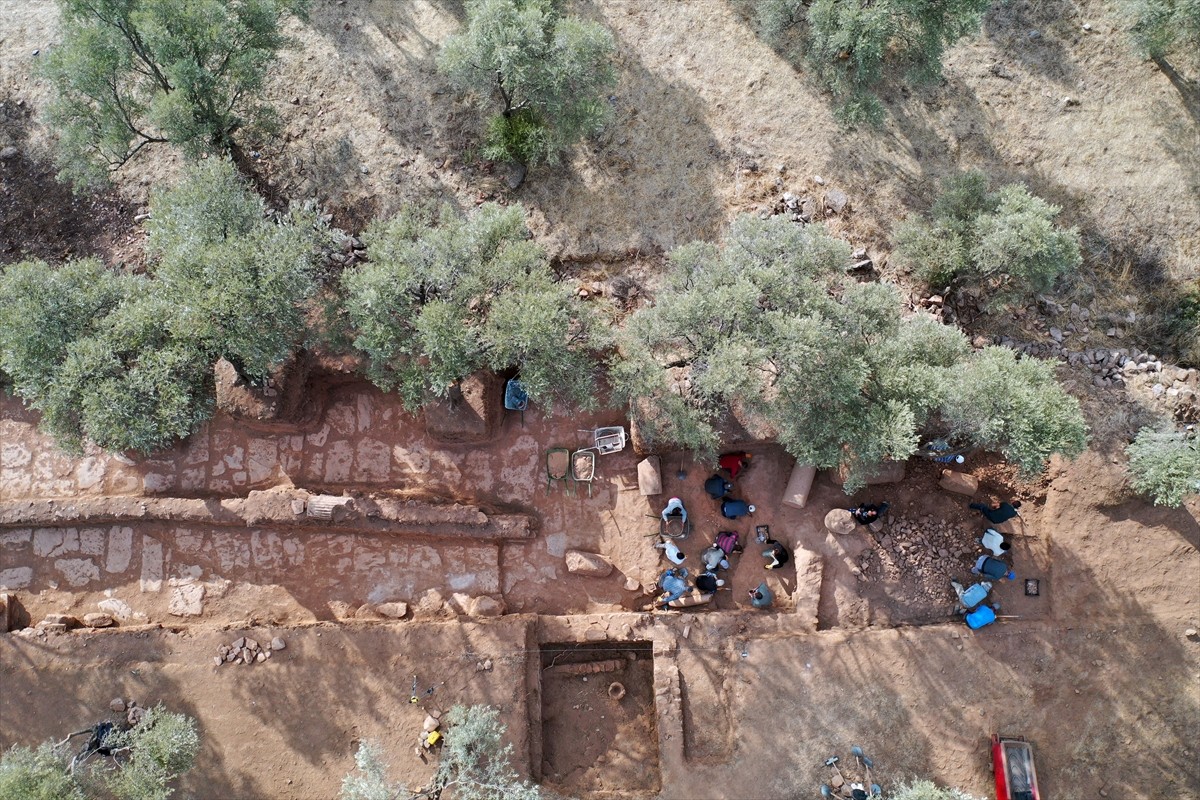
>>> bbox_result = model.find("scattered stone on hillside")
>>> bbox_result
[110,698,126,713]
[271,637,287,651]
[565,550,614,577]
[83,613,115,628]
[0,146,18,160]
[825,188,849,214]
[355,603,384,620]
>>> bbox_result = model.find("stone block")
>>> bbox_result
[637,456,662,496]
[939,469,979,496]
[781,462,817,509]
[565,550,614,577]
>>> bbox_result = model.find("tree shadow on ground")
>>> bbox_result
[511,7,727,260]
[0,97,137,267]
[264,0,471,227]
[979,0,1081,86]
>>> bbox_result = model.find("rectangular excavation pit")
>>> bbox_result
[538,641,660,796]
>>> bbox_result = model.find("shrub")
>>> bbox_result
[0,707,198,800]
[40,0,309,188]
[342,202,604,410]
[438,0,616,166]
[100,706,200,800]
[0,743,85,800]
[339,741,405,800]
[1126,425,1200,507]
[890,780,983,800]
[432,705,540,800]
[894,171,1081,305]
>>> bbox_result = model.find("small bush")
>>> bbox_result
[1126,425,1200,507]
[890,779,983,800]
[0,743,84,800]
[101,706,200,800]
[339,741,404,800]
[894,171,1081,306]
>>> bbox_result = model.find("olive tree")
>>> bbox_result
[342,202,604,410]
[438,0,616,167]
[612,213,1087,490]
[0,706,198,800]
[0,161,318,453]
[753,0,992,125]
[1126,425,1200,507]
[40,0,309,188]
[148,158,322,381]
[895,171,1081,306]
[0,257,132,399]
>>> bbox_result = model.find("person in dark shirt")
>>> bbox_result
[721,498,755,519]
[763,538,790,570]
[695,571,725,593]
[704,473,733,499]
[972,555,1016,581]
[970,496,1022,524]
[850,502,889,525]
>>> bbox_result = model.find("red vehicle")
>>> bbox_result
[991,734,1041,800]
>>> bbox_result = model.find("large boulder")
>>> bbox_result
[565,550,614,578]
[376,602,409,619]
[824,509,857,536]
[939,469,979,496]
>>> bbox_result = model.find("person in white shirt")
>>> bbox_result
[980,528,1011,558]
[655,538,686,565]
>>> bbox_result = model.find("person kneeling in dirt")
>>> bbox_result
[700,543,730,572]
[658,567,691,608]
[970,496,1022,524]
[748,582,774,609]
[719,452,753,479]
[762,538,790,570]
[695,571,725,593]
[850,502,889,525]
[661,497,688,524]
[980,528,1012,558]
[721,498,755,519]
[704,473,733,499]
[972,555,1016,581]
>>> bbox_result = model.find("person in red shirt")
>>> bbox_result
[718,452,752,479]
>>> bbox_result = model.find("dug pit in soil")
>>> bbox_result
[539,641,659,796]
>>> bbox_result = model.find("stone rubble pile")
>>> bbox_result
[861,516,978,604]
[214,635,286,667]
